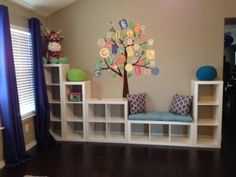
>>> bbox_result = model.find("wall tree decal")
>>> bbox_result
[95,19,159,97]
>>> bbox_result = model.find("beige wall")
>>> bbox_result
[45,0,235,111]
[0,0,44,165]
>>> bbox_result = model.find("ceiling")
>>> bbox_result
[8,0,78,17]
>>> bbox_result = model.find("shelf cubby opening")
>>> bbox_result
[197,105,218,125]
[150,124,169,143]
[49,104,61,121]
[88,104,106,121]
[47,85,60,103]
[65,103,83,121]
[44,67,60,84]
[198,85,220,105]
[106,104,125,122]
[50,122,61,138]
[130,123,149,142]
[170,125,190,144]
[89,123,106,141]
[197,126,217,145]
[107,123,125,141]
[66,122,83,140]
[65,85,83,102]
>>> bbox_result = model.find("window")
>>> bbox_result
[10,28,36,118]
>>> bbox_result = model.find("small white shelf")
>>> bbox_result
[0,127,4,131]
[197,137,218,146]
[198,119,218,126]
[150,135,169,143]
[49,100,61,104]
[197,100,219,106]
[130,134,149,142]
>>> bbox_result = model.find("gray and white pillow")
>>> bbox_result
[169,94,192,116]
[127,93,146,114]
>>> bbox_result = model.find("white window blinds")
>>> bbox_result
[10,28,36,118]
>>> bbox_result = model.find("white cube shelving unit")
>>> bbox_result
[63,81,91,141]
[44,64,69,140]
[86,98,128,143]
[44,67,223,148]
[128,121,193,146]
[191,80,223,148]
[44,64,91,141]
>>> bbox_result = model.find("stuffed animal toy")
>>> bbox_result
[43,29,68,64]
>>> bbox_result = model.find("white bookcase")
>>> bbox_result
[62,81,91,141]
[86,98,128,143]
[44,64,91,141]
[191,80,223,148]
[44,64,69,140]
[43,67,223,148]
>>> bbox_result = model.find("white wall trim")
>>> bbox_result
[0,160,5,169]
[25,140,37,151]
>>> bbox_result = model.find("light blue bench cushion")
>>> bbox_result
[129,112,193,122]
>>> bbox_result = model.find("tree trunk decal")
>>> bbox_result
[94,19,159,98]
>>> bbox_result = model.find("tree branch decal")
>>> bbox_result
[94,19,160,97]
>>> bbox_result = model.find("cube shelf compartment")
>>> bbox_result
[49,104,61,122]
[47,85,60,103]
[197,84,221,105]
[106,104,125,122]
[150,124,169,143]
[66,122,84,140]
[44,66,60,84]
[88,104,106,122]
[197,126,218,146]
[107,123,125,141]
[197,105,219,125]
[130,123,149,142]
[65,103,83,122]
[170,125,191,144]
[65,84,83,102]
[50,122,62,139]
[88,122,106,141]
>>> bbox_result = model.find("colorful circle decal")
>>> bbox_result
[151,67,160,76]
[144,68,151,75]
[97,39,105,48]
[100,48,110,58]
[94,70,102,78]
[126,29,134,37]
[125,63,133,72]
[115,54,126,64]
[133,44,140,51]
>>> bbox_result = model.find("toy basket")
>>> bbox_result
[68,92,81,102]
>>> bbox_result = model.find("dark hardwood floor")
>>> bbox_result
[0,102,236,177]
[0,141,234,177]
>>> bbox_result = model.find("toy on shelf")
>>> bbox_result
[67,69,87,81]
[68,92,81,102]
[43,28,68,64]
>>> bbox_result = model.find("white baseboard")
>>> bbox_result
[0,160,5,169]
[25,140,37,151]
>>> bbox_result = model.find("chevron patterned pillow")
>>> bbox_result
[127,93,146,114]
[169,94,192,116]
